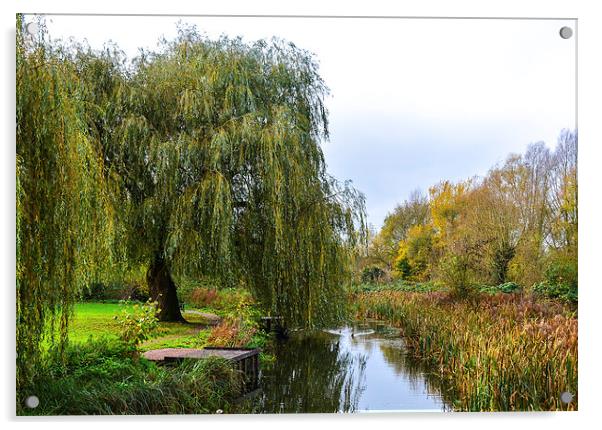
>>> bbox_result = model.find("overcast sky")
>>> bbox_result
[35,15,576,228]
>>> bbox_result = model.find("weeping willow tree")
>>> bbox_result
[17,23,365,387]
[16,16,116,388]
[75,28,367,324]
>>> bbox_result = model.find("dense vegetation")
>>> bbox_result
[361,131,577,302]
[21,284,273,415]
[355,289,577,411]
[18,339,241,415]
[16,15,118,390]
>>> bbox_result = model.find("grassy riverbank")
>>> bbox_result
[354,289,577,411]
[52,302,233,350]
[20,290,271,415]
[18,339,241,415]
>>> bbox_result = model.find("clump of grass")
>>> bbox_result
[206,316,259,348]
[198,286,269,349]
[355,291,577,411]
[17,338,241,415]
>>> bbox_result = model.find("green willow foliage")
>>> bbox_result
[17,18,366,386]
[16,16,116,387]
[96,28,366,326]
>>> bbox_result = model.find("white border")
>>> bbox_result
[3,1,601,429]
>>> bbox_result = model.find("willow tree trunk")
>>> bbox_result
[147,257,185,322]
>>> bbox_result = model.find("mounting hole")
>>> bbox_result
[25,22,39,36]
[25,395,39,409]
[560,391,574,404]
[559,26,573,39]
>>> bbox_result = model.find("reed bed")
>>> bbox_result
[355,291,577,411]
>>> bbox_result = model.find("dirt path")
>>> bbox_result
[183,310,222,326]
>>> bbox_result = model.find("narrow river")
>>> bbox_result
[238,320,451,413]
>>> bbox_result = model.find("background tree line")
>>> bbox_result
[360,130,577,299]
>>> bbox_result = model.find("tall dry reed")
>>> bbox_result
[356,291,577,411]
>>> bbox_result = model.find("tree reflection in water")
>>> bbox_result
[241,331,367,413]
[237,321,450,413]
[378,340,454,408]
[351,322,453,409]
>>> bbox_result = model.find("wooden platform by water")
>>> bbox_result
[143,347,260,393]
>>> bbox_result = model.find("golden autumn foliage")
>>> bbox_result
[393,224,439,281]
[369,132,577,299]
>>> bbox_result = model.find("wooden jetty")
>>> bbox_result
[143,347,260,393]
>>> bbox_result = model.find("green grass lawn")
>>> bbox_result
[66,302,212,351]
[68,302,126,343]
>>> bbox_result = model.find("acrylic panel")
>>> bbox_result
[16,14,577,414]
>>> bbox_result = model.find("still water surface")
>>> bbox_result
[239,320,450,413]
